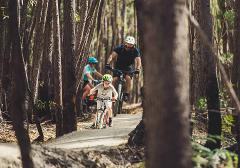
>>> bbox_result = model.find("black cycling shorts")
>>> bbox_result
[82,81,90,88]
[112,70,134,79]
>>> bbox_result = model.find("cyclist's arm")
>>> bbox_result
[94,71,102,78]
[86,73,94,81]
[135,57,141,70]
[89,83,101,95]
[111,84,118,99]
[107,51,118,64]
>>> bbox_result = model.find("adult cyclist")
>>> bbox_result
[82,57,102,106]
[105,36,141,101]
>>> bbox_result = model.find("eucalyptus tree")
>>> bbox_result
[8,0,34,167]
[143,0,191,167]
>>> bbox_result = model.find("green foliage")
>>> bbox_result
[49,101,58,110]
[219,89,231,108]
[222,115,234,139]
[75,13,81,23]
[206,134,221,144]
[196,97,207,111]
[36,99,48,111]
[222,115,234,132]
[192,142,238,168]
[224,10,235,29]
[219,52,233,66]
[29,0,37,6]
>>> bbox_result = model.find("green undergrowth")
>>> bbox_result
[192,141,238,168]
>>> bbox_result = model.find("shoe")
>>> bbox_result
[123,93,130,102]
[109,118,113,127]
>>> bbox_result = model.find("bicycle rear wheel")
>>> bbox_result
[114,83,123,116]
[114,97,123,116]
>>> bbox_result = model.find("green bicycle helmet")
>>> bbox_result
[102,74,113,82]
[88,57,98,64]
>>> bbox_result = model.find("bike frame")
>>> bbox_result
[109,68,136,116]
[95,98,111,129]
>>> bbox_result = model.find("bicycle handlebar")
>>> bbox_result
[108,68,137,75]
[95,97,112,101]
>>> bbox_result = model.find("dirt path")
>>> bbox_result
[0,113,143,167]
[48,113,142,149]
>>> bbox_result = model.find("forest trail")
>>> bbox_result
[0,113,142,167]
[47,113,142,149]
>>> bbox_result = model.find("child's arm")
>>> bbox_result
[89,83,101,95]
[111,84,118,100]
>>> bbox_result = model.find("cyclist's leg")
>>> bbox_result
[125,75,132,93]
[92,100,102,128]
[106,102,113,126]
[123,75,132,101]
[82,84,91,101]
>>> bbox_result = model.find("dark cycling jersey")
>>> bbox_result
[113,45,140,71]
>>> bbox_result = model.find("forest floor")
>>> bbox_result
[0,144,144,168]
[0,105,144,168]
[0,103,142,143]
[0,106,236,168]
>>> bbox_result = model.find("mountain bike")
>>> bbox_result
[108,68,136,116]
[94,97,112,129]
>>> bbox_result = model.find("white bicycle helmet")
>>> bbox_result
[124,36,136,45]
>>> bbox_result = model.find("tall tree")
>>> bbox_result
[201,0,221,149]
[128,0,145,146]
[31,0,49,104]
[8,0,34,167]
[231,0,240,163]
[218,0,227,54]
[190,0,206,106]
[143,0,191,167]
[232,0,240,98]
[40,0,53,120]
[53,0,63,136]
[62,0,77,134]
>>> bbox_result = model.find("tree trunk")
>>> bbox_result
[128,0,145,146]
[2,0,12,120]
[143,0,191,167]
[218,0,227,54]
[53,0,63,136]
[201,0,221,150]
[231,0,240,164]
[190,0,206,106]
[62,0,77,134]
[31,0,49,104]
[40,0,53,120]
[8,0,34,167]
[121,0,126,42]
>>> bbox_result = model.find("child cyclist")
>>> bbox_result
[89,74,118,127]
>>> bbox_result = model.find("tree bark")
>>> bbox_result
[62,0,77,134]
[231,0,240,164]
[143,0,191,167]
[202,0,221,150]
[53,0,63,136]
[31,0,49,104]
[8,0,34,167]
[190,0,206,106]
[218,0,227,54]
[128,0,145,146]
[40,0,53,119]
